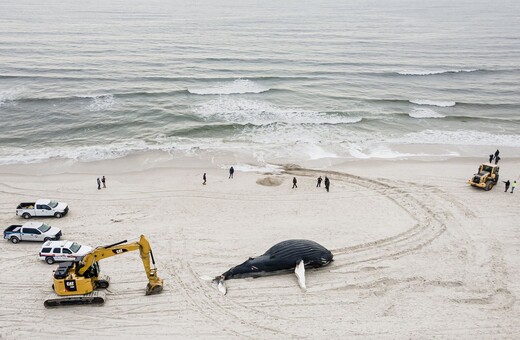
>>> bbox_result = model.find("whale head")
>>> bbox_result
[221,255,270,279]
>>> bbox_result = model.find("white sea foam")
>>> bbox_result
[0,140,168,165]
[87,94,115,111]
[347,144,461,160]
[223,163,284,174]
[2,127,518,165]
[306,144,339,160]
[409,99,456,107]
[392,130,520,147]
[195,97,362,125]
[408,108,446,119]
[398,69,478,76]
[0,87,21,106]
[188,79,269,95]
[347,145,422,159]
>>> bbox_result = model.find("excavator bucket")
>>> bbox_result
[146,280,163,295]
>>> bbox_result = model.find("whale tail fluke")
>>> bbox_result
[295,260,307,290]
[213,276,227,295]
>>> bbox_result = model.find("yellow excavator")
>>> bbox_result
[44,235,163,307]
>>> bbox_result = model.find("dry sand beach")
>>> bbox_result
[0,154,519,339]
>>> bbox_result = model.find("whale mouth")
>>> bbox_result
[321,258,332,265]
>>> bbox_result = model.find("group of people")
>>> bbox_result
[292,175,330,192]
[487,149,518,193]
[201,167,231,185]
[317,175,330,192]
[503,179,517,193]
[96,176,106,190]
[205,166,332,192]
[489,149,501,164]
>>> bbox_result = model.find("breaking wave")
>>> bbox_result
[409,99,456,107]
[0,87,21,107]
[188,79,270,95]
[408,108,446,119]
[397,69,479,76]
[392,130,520,147]
[86,94,115,112]
[195,97,362,125]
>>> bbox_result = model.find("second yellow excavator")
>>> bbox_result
[44,235,163,307]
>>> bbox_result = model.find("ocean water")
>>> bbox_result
[0,0,519,164]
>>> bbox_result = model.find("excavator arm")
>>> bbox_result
[77,235,163,295]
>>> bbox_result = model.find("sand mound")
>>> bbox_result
[256,176,283,186]
[282,163,302,171]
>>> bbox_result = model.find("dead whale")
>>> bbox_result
[214,239,333,295]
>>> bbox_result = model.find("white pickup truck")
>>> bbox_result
[3,222,62,244]
[16,199,69,219]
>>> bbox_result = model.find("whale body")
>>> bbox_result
[214,239,333,294]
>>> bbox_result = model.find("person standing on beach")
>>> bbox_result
[102,175,106,188]
[511,180,517,194]
[97,178,101,190]
[203,173,207,185]
[292,177,298,189]
[317,176,322,187]
[495,149,500,159]
[488,154,494,163]
[229,166,234,179]
[503,180,510,192]
[494,156,501,164]
[324,176,330,192]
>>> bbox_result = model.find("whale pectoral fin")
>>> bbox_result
[295,260,307,290]
[212,276,227,295]
[217,278,227,295]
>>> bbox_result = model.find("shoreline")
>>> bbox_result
[2,142,520,172]
[2,146,519,176]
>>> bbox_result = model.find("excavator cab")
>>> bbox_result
[468,163,499,191]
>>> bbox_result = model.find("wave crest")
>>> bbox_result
[188,79,270,95]
[0,87,22,107]
[398,69,478,76]
[393,130,520,147]
[409,108,446,119]
[195,97,361,125]
[409,99,456,107]
[87,94,115,111]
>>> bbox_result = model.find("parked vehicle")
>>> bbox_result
[39,240,93,265]
[3,222,62,244]
[16,199,69,219]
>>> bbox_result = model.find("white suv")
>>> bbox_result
[39,240,93,265]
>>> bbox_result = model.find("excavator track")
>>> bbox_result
[44,291,106,308]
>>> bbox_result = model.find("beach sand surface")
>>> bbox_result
[0,154,519,339]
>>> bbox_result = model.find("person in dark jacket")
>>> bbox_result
[324,176,330,192]
[203,173,207,185]
[292,177,298,189]
[229,166,234,179]
[494,155,501,164]
[317,176,322,187]
[97,177,101,190]
[488,154,494,163]
[503,180,510,192]
[101,175,106,188]
[495,149,500,159]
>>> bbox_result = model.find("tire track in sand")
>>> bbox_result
[165,168,471,336]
